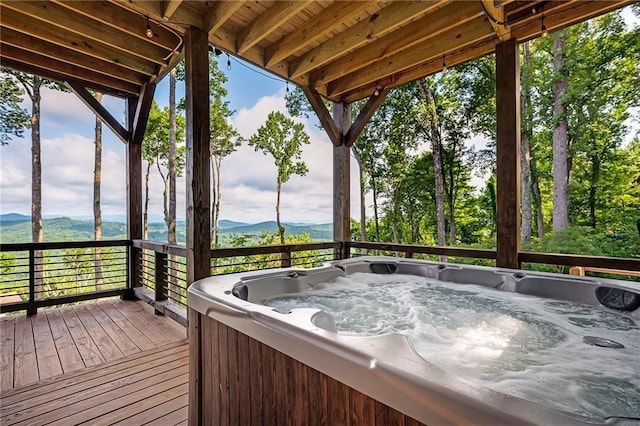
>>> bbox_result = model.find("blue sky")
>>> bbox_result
[0,56,361,224]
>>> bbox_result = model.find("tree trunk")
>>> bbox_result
[31,77,44,296]
[276,179,285,245]
[352,147,367,254]
[552,31,570,231]
[168,69,177,245]
[417,80,446,256]
[211,157,217,244]
[520,42,533,244]
[530,149,545,238]
[143,161,151,240]
[93,92,103,291]
[589,155,600,228]
[370,157,380,243]
[214,158,222,247]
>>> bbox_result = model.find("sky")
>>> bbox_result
[0,58,364,224]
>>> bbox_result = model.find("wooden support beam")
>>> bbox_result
[480,0,510,40]
[333,102,351,255]
[205,1,245,36]
[162,0,182,20]
[313,3,481,86]
[131,82,157,145]
[0,6,157,76]
[495,38,520,269]
[301,87,341,146]
[290,0,443,79]
[344,87,389,147]
[3,1,169,65]
[237,1,308,54]
[0,43,141,95]
[66,82,129,144]
[126,97,143,292]
[328,15,492,98]
[265,1,376,67]
[184,26,211,285]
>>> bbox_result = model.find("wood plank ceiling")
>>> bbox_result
[0,0,633,102]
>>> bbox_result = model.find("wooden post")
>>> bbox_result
[126,97,143,297]
[27,248,36,316]
[333,102,351,259]
[495,39,521,269]
[184,26,211,286]
[154,251,168,314]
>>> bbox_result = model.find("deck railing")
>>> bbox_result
[2,239,638,318]
[0,240,130,314]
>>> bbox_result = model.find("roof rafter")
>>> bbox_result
[205,1,246,37]
[289,0,446,79]
[312,2,481,86]
[480,0,511,40]
[162,0,182,21]
[265,1,378,68]
[328,15,493,98]
[237,1,309,54]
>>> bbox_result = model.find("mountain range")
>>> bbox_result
[0,213,332,244]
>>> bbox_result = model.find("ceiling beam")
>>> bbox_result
[205,1,245,36]
[480,0,511,40]
[265,1,377,68]
[289,0,445,79]
[3,1,168,65]
[328,15,492,98]
[54,0,181,52]
[67,82,129,144]
[301,87,341,146]
[312,2,481,86]
[1,27,148,86]
[344,87,390,147]
[342,39,496,103]
[162,0,182,21]
[237,1,308,54]
[513,0,635,41]
[0,43,140,95]
[0,6,158,76]
[0,57,134,99]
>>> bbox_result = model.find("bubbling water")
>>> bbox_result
[262,272,640,419]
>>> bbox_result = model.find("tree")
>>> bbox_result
[168,69,178,245]
[552,30,570,231]
[207,56,241,247]
[520,42,534,244]
[93,92,103,290]
[0,74,29,145]
[249,111,310,244]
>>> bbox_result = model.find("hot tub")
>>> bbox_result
[187,256,640,425]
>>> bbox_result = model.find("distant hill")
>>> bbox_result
[0,213,30,223]
[0,217,331,244]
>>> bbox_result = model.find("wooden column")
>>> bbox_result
[495,39,521,269]
[184,26,211,285]
[333,102,351,258]
[126,96,143,294]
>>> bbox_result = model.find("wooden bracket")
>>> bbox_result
[344,87,389,147]
[130,82,157,145]
[302,86,341,146]
[66,81,129,144]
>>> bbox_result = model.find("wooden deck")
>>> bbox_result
[0,299,188,425]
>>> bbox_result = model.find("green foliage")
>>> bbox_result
[143,100,186,173]
[0,72,30,145]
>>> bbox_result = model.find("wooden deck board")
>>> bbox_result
[30,313,63,380]
[110,300,175,346]
[0,300,188,425]
[0,318,15,392]
[45,309,85,374]
[60,306,106,367]
[12,316,38,388]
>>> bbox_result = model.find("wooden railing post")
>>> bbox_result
[155,251,168,314]
[281,248,292,268]
[27,247,36,316]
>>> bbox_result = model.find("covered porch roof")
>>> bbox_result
[0,1,633,103]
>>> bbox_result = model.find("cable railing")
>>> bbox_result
[0,240,130,314]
